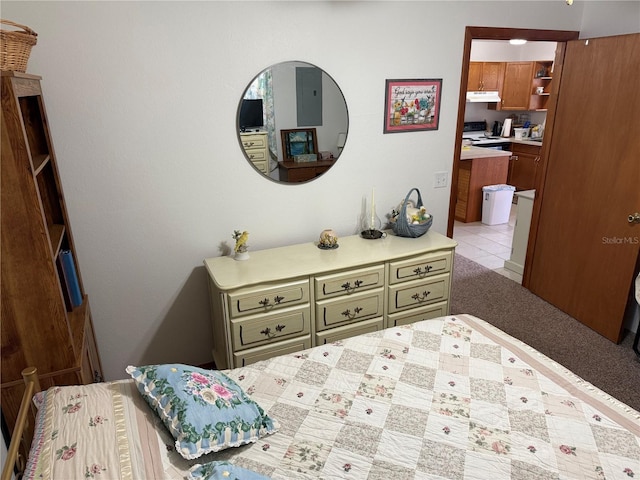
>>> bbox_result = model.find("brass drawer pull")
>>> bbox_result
[413,265,433,277]
[260,324,285,338]
[411,290,431,302]
[341,307,363,319]
[259,295,285,308]
[341,279,364,293]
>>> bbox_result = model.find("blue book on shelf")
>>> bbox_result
[60,250,82,308]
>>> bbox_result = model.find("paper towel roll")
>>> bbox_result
[501,118,512,137]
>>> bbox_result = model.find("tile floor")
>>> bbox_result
[453,204,523,284]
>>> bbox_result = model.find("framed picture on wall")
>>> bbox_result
[383,79,442,133]
[281,128,319,161]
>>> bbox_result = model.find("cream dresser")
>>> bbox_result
[204,231,457,368]
[239,131,268,174]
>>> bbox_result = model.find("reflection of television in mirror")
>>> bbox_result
[239,99,264,132]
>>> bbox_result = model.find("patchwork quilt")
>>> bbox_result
[25,314,640,479]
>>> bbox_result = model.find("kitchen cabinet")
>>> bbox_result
[456,147,511,223]
[529,60,553,111]
[205,232,456,369]
[490,62,535,111]
[508,142,541,191]
[467,62,504,91]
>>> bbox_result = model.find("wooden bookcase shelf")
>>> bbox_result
[1,72,103,446]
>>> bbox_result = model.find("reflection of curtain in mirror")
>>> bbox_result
[246,71,276,167]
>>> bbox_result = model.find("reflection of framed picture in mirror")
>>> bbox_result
[281,128,318,161]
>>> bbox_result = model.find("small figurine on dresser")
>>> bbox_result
[318,229,339,249]
[232,230,250,260]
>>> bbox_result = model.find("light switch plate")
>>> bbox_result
[434,171,448,188]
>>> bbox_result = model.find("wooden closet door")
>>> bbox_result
[528,34,640,342]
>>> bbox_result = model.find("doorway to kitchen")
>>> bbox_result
[447,26,580,285]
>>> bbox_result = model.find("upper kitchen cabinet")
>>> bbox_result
[467,62,504,91]
[529,60,553,111]
[490,62,535,110]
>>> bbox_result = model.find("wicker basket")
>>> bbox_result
[391,188,433,238]
[1,19,37,73]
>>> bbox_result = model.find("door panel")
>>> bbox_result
[528,34,640,342]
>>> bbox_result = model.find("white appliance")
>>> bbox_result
[466,91,501,103]
[504,189,535,275]
[462,121,511,150]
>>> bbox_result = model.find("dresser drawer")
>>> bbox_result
[387,301,448,328]
[315,265,384,300]
[227,279,310,318]
[251,159,268,174]
[388,273,450,314]
[245,149,267,161]
[316,289,384,331]
[233,335,312,368]
[389,251,452,285]
[316,317,384,345]
[231,305,310,351]
[241,134,267,150]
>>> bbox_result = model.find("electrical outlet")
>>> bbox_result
[434,171,448,188]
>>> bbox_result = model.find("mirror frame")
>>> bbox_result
[236,61,348,184]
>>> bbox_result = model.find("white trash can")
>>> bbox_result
[482,184,515,225]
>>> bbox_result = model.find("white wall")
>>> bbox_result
[578,0,640,38]
[1,1,636,381]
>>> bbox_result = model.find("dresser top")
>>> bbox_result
[204,230,457,290]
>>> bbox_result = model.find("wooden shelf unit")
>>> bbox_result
[529,60,554,111]
[1,72,103,443]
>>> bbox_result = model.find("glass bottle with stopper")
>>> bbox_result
[361,188,383,239]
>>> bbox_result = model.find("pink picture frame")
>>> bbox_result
[383,78,442,133]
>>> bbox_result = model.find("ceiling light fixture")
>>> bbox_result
[509,39,527,46]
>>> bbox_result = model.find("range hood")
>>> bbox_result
[466,91,501,103]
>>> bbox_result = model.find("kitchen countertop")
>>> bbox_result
[511,138,544,147]
[460,137,543,160]
[460,145,511,160]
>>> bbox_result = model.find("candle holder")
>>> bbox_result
[360,209,384,240]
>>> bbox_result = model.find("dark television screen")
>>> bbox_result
[239,99,264,130]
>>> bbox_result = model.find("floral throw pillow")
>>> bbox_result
[126,364,278,459]
[189,461,271,480]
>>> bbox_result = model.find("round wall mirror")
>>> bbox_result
[237,61,349,184]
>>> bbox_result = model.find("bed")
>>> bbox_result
[3,314,639,480]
